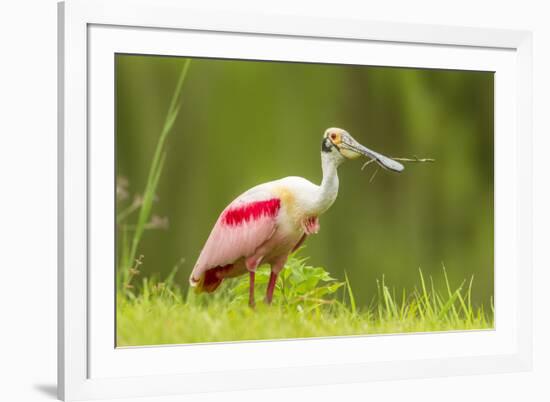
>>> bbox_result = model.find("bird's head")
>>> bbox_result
[322,128,404,172]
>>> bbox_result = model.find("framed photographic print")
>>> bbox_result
[58,0,533,400]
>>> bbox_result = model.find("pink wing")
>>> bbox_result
[189,188,281,286]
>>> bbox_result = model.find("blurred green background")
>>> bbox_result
[116,55,494,308]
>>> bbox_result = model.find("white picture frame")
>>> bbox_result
[58,0,533,400]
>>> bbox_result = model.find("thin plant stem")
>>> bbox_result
[124,59,192,273]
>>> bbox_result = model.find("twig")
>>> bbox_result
[124,254,144,291]
[361,155,435,171]
[392,156,436,163]
[369,167,379,183]
[361,159,376,170]
[361,155,435,184]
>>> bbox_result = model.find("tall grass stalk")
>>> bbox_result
[121,60,191,286]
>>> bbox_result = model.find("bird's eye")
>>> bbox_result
[330,133,337,141]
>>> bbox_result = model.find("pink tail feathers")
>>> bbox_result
[190,264,233,293]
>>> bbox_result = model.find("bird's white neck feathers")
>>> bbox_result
[315,150,344,214]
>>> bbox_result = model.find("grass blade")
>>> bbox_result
[344,271,357,315]
[125,59,192,271]
[418,268,434,318]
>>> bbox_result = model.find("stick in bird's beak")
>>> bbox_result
[340,136,404,172]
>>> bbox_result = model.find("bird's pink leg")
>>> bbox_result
[245,256,262,308]
[265,255,287,304]
[265,271,278,305]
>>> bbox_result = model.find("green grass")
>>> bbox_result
[116,254,493,346]
[116,58,493,347]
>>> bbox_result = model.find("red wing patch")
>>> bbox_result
[222,198,281,226]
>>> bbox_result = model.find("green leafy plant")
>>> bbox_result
[228,252,345,312]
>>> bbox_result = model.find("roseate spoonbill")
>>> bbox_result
[189,128,404,306]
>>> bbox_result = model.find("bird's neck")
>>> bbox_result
[315,152,340,214]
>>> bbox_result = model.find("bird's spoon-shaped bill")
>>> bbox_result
[341,136,405,172]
